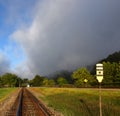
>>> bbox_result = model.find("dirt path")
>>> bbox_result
[0,88,21,116]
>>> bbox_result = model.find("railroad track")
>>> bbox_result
[6,88,53,116]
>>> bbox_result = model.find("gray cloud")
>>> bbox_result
[11,0,120,77]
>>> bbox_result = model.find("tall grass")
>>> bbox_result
[0,88,17,102]
[30,88,120,116]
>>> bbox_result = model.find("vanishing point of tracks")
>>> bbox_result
[6,88,53,116]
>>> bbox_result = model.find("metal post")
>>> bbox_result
[99,82,102,116]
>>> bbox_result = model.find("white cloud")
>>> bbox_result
[0,51,10,74]
[11,0,120,77]
[13,61,34,79]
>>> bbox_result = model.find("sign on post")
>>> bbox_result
[96,63,103,83]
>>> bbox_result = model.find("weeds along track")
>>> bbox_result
[6,88,53,116]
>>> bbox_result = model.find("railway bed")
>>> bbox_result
[5,88,53,116]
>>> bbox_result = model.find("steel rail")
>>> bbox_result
[16,88,23,116]
[5,88,53,116]
[25,88,52,116]
[15,88,53,116]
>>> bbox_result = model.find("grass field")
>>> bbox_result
[30,87,120,116]
[0,88,17,102]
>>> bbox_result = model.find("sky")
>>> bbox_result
[0,0,120,79]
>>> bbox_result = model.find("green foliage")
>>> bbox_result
[42,78,55,87]
[32,75,44,86]
[57,77,68,87]
[48,79,55,87]
[18,77,23,87]
[102,61,120,87]
[91,51,120,87]
[115,62,120,82]
[42,78,49,86]
[20,78,29,87]
[0,73,31,87]
[0,76,3,87]
[0,88,17,102]
[30,76,55,87]
[51,70,73,84]
[103,62,115,83]
[72,68,93,87]
[1,73,19,87]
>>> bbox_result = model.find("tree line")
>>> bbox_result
[0,51,120,88]
[0,61,120,88]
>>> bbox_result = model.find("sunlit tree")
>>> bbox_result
[72,68,92,87]
[1,73,19,87]
[103,61,120,86]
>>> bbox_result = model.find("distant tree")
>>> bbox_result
[32,75,44,86]
[48,79,55,87]
[17,77,23,87]
[29,79,33,87]
[57,77,68,87]
[72,68,92,87]
[50,70,73,84]
[42,78,49,86]
[0,76,3,87]
[42,78,55,87]
[9,74,18,87]
[1,73,19,87]
[22,78,29,87]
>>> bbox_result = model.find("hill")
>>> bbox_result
[91,51,120,74]
[100,51,120,63]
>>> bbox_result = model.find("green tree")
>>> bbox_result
[1,73,19,87]
[42,78,49,86]
[18,77,23,87]
[22,78,29,87]
[72,68,92,87]
[0,76,3,87]
[48,79,55,87]
[42,78,55,87]
[9,74,18,87]
[115,62,120,82]
[57,77,68,87]
[103,61,120,87]
[32,75,44,86]
[103,62,114,83]
[50,70,73,84]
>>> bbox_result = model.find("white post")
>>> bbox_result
[99,82,102,116]
[96,63,103,116]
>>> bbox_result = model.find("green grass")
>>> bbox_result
[30,88,120,116]
[0,88,17,102]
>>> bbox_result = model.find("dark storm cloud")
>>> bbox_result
[11,0,120,77]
